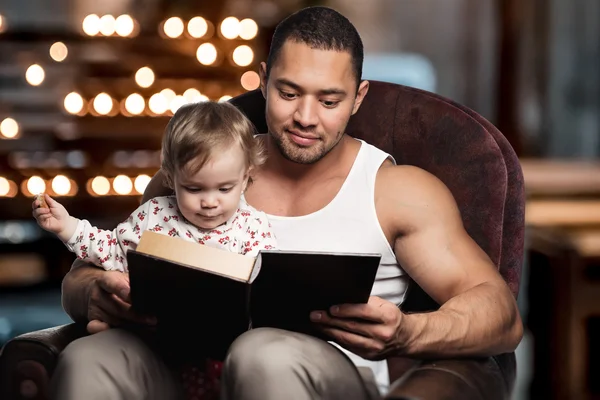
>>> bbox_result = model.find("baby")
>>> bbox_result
[32,101,277,399]
[33,101,277,272]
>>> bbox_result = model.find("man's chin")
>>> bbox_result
[284,146,327,165]
[275,138,322,164]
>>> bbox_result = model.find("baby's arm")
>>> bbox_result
[32,194,153,272]
[239,211,278,257]
[64,202,152,272]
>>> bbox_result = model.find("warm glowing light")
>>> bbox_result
[91,176,110,195]
[219,95,232,102]
[187,17,208,38]
[64,92,84,115]
[161,88,176,102]
[49,42,68,62]
[0,178,17,197]
[27,176,46,196]
[239,19,258,40]
[183,88,201,103]
[134,175,152,194]
[196,43,217,65]
[82,14,100,36]
[52,175,71,196]
[163,17,184,38]
[148,93,168,115]
[135,66,155,88]
[0,177,9,196]
[113,175,133,195]
[241,71,260,90]
[232,45,254,67]
[170,95,186,114]
[125,93,145,115]
[25,64,45,86]
[115,14,134,37]
[0,118,19,139]
[99,15,116,36]
[0,15,5,33]
[93,93,113,115]
[220,17,239,39]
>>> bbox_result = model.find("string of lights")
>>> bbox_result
[0,9,265,209]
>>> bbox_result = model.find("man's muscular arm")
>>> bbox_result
[61,264,104,323]
[312,164,522,360]
[381,165,523,357]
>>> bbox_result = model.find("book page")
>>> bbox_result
[136,231,257,282]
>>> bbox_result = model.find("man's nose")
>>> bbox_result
[293,97,319,128]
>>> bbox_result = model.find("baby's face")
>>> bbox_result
[174,144,248,230]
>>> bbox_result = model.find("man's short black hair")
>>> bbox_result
[266,6,364,88]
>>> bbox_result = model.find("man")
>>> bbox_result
[52,6,522,400]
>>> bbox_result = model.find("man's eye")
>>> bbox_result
[322,100,339,108]
[280,91,297,100]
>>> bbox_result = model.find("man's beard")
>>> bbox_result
[269,126,345,165]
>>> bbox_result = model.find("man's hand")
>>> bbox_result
[86,270,156,334]
[310,296,403,360]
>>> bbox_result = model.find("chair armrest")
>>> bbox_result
[0,323,87,400]
[385,353,516,400]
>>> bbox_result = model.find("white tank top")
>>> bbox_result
[247,139,408,394]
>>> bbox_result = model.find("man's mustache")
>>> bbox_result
[283,122,318,135]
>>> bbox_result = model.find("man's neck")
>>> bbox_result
[261,134,353,184]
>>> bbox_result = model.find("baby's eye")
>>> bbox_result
[185,187,201,193]
[219,187,233,193]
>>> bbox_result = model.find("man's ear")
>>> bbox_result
[259,62,268,99]
[351,80,370,115]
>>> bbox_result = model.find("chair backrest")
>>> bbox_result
[230,81,525,307]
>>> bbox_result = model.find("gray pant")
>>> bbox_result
[50,327,380,400]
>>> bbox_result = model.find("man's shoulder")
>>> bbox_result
[375,164,459,227]
[376,163,448,196]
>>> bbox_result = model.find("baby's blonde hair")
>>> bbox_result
[161,101,265,188]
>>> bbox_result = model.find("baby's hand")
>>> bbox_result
[32,194,71,236]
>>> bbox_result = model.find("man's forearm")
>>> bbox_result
[398,282,523,358]
[61,265,103,323]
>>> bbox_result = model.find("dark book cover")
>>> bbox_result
[128,250,251,360]
[128,247,381,360]
[250,250,381,340]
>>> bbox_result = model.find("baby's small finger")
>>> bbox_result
[37,215,53,225]
[34,194,48,209]
[32,208,48,217]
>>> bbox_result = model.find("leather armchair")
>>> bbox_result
[0,81,524,400]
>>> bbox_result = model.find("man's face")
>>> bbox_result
[261,41,368,164]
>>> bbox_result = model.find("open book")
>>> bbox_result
[128,231,381,360]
